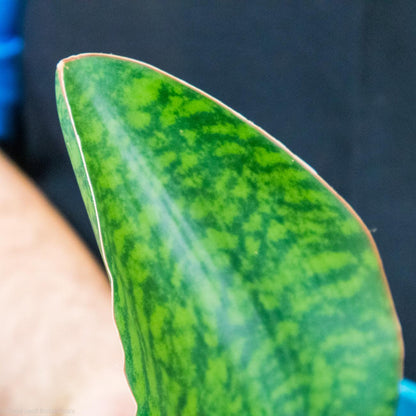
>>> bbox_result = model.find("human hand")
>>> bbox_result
[0,151,136,415]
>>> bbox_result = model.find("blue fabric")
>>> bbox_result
[397,379,416,415]
[0,0,24,140]
[0,1,22,38]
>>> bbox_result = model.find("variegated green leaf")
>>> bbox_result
[56,53,402,416]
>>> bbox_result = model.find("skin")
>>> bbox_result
[0,150,136,415]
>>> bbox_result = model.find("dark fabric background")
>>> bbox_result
[20,1,415,379]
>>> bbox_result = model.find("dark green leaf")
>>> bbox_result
[56,54,402,416]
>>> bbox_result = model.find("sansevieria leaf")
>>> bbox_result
[56,53,403,415]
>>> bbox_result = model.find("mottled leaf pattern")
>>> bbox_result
[56,54,402,416]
